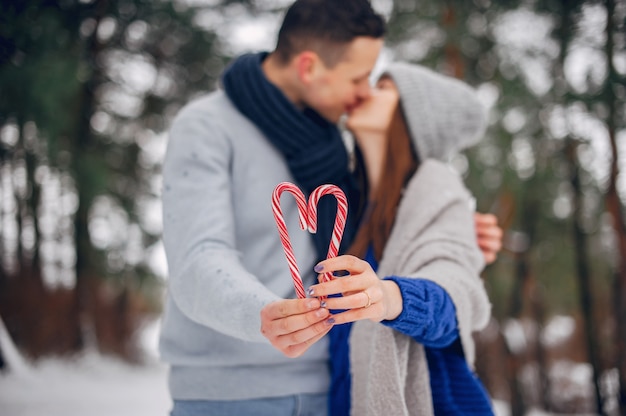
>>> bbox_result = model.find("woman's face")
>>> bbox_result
[345,76,399,134]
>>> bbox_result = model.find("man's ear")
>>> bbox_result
[295,51,323,85]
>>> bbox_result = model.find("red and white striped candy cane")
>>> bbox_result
[307,184,348,284]
[271,182,309,299]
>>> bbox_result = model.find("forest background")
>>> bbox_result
[1,0,625,415]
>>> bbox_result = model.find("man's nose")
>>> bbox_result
[357,80,372,100]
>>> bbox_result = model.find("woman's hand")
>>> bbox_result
[308,255,403,324]
[260,297,333,358]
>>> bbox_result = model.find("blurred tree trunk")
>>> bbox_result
[70,0,110,352]
[555,0,603,412]
[507,211,529,416]
[506,256,528,416]
[0,147,5,370]
[565,139,604,414]
[505,184,551,413]
[603,0,626,412]
[24,123,42,274]
[532,287,550,411]
[442,2,464,79]
[14,123,25,272]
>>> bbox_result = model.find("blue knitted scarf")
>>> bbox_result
[222,52,364,261]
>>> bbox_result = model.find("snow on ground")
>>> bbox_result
[0,318,171,416]
[0,352,171,416]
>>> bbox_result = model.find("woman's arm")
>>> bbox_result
[306,257,457,349]
[381,277,458,348]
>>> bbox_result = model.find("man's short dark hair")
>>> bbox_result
[274,0,386,67]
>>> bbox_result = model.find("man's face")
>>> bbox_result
[302,37,384,123]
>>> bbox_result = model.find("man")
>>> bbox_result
[160,1,386,415]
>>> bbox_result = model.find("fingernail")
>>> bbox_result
[307,287,315,296]
[315,308,327,318]
[320,301,327,308]
[314,264,324,272]
[326,318,335,325]
[306,300,317,309]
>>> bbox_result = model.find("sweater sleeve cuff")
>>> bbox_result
[381,276,459,348]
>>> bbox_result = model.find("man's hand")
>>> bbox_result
[474,212,503,265]
[260,298,333,358]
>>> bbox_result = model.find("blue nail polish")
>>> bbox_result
[307,287,315,296]
[320,301,327,308]
[314,264,324,272]
[326,318,335,325]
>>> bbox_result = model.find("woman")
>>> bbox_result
[309,62,495,415]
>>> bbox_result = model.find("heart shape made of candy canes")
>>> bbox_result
[272,182,348,299]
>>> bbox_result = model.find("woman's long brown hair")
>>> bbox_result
[348,105,418,261]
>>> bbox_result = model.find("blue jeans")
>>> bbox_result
[170,393,328,416]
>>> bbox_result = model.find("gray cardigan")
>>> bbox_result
[159,90,330,400]
[349,160,492,416]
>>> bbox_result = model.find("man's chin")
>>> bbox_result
[325,112,345,125]
[321,108,351,124]
[345,102,362,116]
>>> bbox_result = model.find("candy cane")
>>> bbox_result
[272,182,348,298]
[271,182,309,299]
[307,184,348,283]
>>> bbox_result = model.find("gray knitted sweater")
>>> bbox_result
[159,91,330,400]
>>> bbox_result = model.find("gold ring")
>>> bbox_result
[364,291,372,308]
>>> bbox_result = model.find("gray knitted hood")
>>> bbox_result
[382,62,487,162]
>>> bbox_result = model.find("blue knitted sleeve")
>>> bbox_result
[381,276,459,348]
